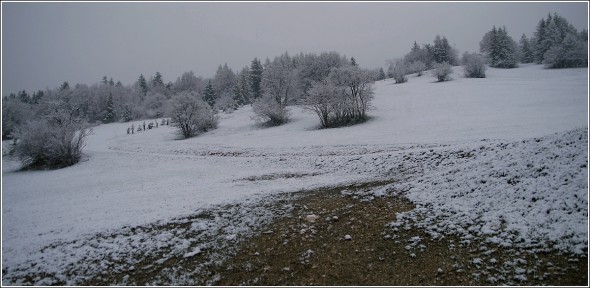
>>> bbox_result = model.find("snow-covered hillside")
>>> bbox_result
[2,64,588,284]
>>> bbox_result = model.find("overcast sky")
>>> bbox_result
[2,2,588,95]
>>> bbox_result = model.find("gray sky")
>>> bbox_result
[2,1,588,95]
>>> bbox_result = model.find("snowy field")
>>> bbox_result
[2,64,588,284]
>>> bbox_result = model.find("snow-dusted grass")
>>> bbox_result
[2,64,587,285]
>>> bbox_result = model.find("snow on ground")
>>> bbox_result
[1,64,588,284]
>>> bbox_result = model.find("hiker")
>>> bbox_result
[143,121,146,130]
[127,127,130,134]
[131,124,135,134]
[156,121,158,128]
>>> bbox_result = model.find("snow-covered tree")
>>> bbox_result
[303,80,340,128]
[202,80,216,108]
[168,91,218,139]
[232,67,251,107]
[151,72,165,88]
[518,34,534,63]
[252,53,298,125]
[431,61,453,82]
[543,33,588,68]
[137,74,148,96]
[433,35,458,65]
[295,51,349,100]
[378,67,386,80]
[409,61,427,76]
[328,65,375,121]
[387,59,408,83]
[102,93,116,123]
[462,52,487,78]
[174,71,205,94]
[249,58,264,100]
[213,63,236,96]
[480,26,518,68]
[13,100,92,169]
[533,13,586,67]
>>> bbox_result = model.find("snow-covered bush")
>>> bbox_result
[13,101,92,169]
[431,61,453,82]
[410,61,427,76]
[388,59,408,83]
[328,66,375,123]
[303,80,340,128]
[251,94,290,126]
[168,91,218,138]
[543,33,588,68]
[252,53,297,126]
[462,52,487,78]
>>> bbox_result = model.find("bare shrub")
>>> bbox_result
[168,91,218,138]
[462,52,487,78]
[251,95,290,126]
[388,59,408,84]
[410,61,427,76]
[13,102,92,169]
[431,61,453,82]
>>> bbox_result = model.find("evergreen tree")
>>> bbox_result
[230,68,251,107]
[109,78,114,86]
[152,72,164,88]
[249,57,263,99]
[495,26,518,68]
[60,81,70,91]
[432,35,457,65]
[433,35,447,63]
[31,90,44,104]
[102,76,109,85]
[378,67,386,80]
[533,13,587,68]
[103,93,116,123]
[203,80,216,108]
[519,34,534,63]
[351,57,357,66]
[411,41,420,53]
[534,18,547,63]
[481,26,517,68]
[18,90,29,104]
[121,105,132,122]
[137,74,148,95]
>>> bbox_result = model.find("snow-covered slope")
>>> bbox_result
[2,64,588,283]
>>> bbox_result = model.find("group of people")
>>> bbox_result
[127,118,170,134]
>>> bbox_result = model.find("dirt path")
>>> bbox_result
[4,181,586,286]
[216,182,588,286]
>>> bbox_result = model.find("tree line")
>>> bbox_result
[2,12,586,169]
[387,12,587,83]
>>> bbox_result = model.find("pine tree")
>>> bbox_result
[378,67,386,80]
[534,18,547,63]
[18,90,29,104]
[152,72,164,88]
[482,26,517,68]
[60,81,70,91]
[411,41,420,53]
[203,80,216,108]
[137,74,148,95]
[32,90,44,104]
[519,34,534,63]
[250,58,263,99]
[351,57,357,66]
[103,93,116,123]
